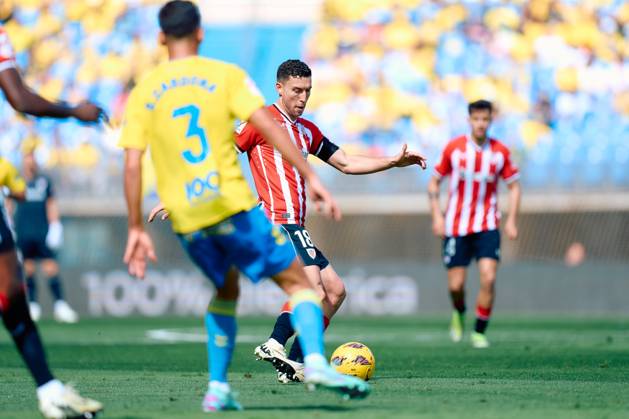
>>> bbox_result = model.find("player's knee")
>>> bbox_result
[313,285,326,302]
[448,281,465,293]
[479,272,496,290]
[42,261,59,277]
[23,260,36,277]
[272,260,312,295]
[327,282,346,307]
[216,269,240,300]
[215,286,239,300]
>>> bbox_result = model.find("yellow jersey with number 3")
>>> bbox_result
[119,56,263,233]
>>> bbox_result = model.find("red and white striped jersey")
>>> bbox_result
[0,25,16,73]
[236,104,336,226]
[434,135,519,237]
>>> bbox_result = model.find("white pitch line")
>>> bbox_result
[145,328,442,344]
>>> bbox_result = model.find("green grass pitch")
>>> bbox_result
[1,316,628,418]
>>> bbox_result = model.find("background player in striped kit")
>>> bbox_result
[428,99,521,348]
[236,60,427,382]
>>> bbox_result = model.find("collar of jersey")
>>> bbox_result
[466,134,489,151]
[273,103,299,125]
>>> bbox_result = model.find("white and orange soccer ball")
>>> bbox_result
[330,342,375,381]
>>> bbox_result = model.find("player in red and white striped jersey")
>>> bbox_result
[428,99,521,349]
[236,103,329,226]
[238,60,427,381]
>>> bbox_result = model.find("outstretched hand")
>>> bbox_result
[72,101,104,123]
[123,228,157,279]
[392,144,427,169]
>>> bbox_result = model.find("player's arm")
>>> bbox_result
[326,143,427,175]
[504,180,520,240]
[4,196,14,215]
[429,143,453,238]
[123,148,157,279]
[247,107,340,220]
[118,83,157,279]
[0,67,102,121]
[46,197,60,223]
[428,175,445,237]
[500,147,520,240]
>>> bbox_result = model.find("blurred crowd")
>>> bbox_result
[304,0,629,188]
[1,0,628,196]
[0,0,164,196]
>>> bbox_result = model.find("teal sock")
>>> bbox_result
[205,299,237,383]
[289,290,324,357]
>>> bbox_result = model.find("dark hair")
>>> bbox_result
[158,1,201,39]
[277,60,312,82]
[468,99,493,115]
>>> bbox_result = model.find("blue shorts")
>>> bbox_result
[442,230,500,269]
[178,208,297,288]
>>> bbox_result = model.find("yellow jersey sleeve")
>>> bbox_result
[118,84,150,150]
[1,160,25,194]
[227,65,265,122]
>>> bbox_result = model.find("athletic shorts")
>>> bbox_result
[178,207,296,288]
[17,237,55,260]
[442,229,500,269]
[280,224,330,270]
[0,211,15,254]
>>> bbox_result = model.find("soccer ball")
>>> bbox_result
[330,342,375,381]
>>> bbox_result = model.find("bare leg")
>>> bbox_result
[475,258,498,334]
[319,264,346,317]
[447,267,467,313]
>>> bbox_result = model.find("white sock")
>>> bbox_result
[304,353,327,368]
[209,381,230,393]
[37,379,64,400]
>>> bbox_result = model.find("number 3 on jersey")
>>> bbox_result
[173,105,209,164]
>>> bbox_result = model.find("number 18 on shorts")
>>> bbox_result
[281,224,330,270]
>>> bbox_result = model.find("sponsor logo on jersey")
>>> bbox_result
[185,170,220,204]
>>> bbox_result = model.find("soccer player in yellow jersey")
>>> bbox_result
[118,1,369,412]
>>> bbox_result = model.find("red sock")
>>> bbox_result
[475,305,492,334]
[281,301,330,329]
[476,305,492,321]
[280,301,291,313]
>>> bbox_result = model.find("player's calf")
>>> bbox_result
[1,288,54,387]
